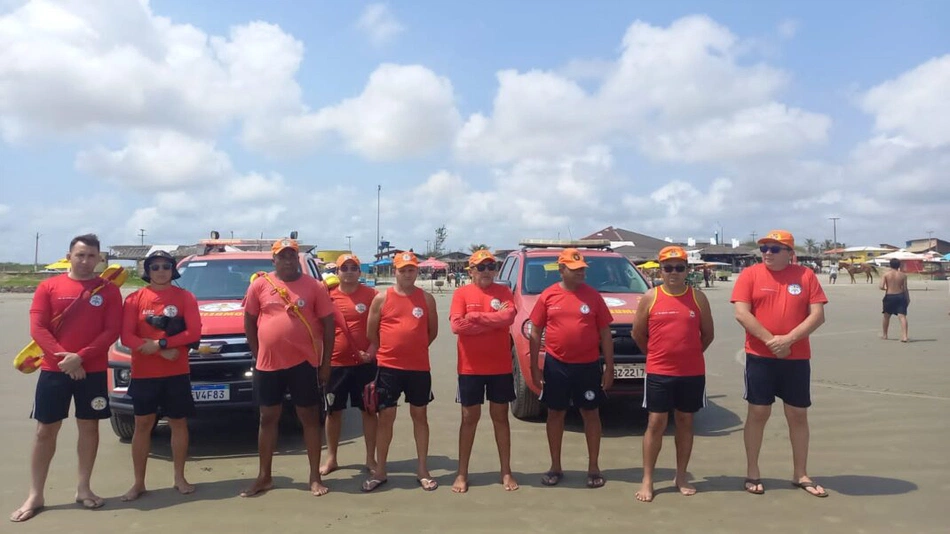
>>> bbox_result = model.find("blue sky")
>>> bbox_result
[1,0,948,263]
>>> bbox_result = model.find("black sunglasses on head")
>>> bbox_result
[662,264,687,273]
[338,265,359,272]
[148,263,173,272]
[473,262,498,272]
[759,245,790,254]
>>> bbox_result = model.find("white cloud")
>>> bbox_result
[356,3,404,46]
[0,203,9,216]
[777,19,799,39]
[860,55,950,147]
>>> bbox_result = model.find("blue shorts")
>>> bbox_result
[32,371,110,424]
[128,374,196,419]
[744,354,811,408]
[456,374,516,406]
[539,354,604,411]
[643,374,706,413]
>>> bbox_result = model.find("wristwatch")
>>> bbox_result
[159,339,168,349]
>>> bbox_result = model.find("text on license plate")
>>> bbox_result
[613,364,645,379]
[192,384,229,402]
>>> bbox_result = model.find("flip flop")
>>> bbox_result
[361,478,388,493]
[744,478,765,495]
[76,497,105,510]
[9,505,44,523]
[417,477,439,491]
[540,471,563,486]
[586,473,606,489]
[792,480,828,498]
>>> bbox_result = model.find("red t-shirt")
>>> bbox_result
[646,286,705,376]
[330,284,377,366]
[121,286,202,379]
[450,283,516,375]
[30,274,122,373]
[528,283,613,364]
[731,263,828,360]
[244,273,335,371]
[375,288,431,372]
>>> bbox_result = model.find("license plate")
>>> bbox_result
[192,384,229,402]
[613,363,645,379]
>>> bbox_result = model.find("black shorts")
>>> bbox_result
[642,374,706,413]
[32,371,110,424]
[326,363,377,412]
[376,366,433,409]
[539,354,604,411]
[882,294,909,315]
[128,374,196,419]
[253,361,322,408]
[744,354,811,408]
[456,374,516,407]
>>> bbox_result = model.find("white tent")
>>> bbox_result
[876,249,926,260]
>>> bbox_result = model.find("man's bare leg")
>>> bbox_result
[489,402,518,491]
[241,405,280,497]
[361,410,378,473]
[579,408,604,487]
[320,411,343,476]
[409,405,435,490]
[10,421,61,522]
[453,404,480,493]
[75,419,104,508]
[167,418,194,494]
[297,406,328,496]
[544,409,566,480]
[673,411,696,496]
[121,414,157,501]
[882,314,890,339]
[784,404,825,496]
[636,412,666,502]
[371,407,397,484]
[743,404,771,493]
[898,314,908,342]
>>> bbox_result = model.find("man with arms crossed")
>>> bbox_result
[320,254,379,476]
[632,246,714,502]
[529,248,614,489]
[241,238,335,497]
[11,234,121,522]
[732,230,829,498]
[120,250,202,501]
[362,252,439,492]
[880,258,910,342]
[450,249,519,493]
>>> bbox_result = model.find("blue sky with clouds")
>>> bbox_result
[1,0,948,262]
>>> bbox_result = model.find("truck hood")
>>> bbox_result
[197,300,246,336]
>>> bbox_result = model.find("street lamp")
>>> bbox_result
[345,235,353,252]
[829,217,840,255]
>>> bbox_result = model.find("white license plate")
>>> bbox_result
[192,384,229,402]
[613,364,645,379]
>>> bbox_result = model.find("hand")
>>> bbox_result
[358,350,374,363]
[530,365,543,392]
[765,335,793,359]
[139,339,161,355]
[159,348,179,361]
[498,302,510,310]
[601,365,614,391]
[318,362,331,388]
[56,352,85,379]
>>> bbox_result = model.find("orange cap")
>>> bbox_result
[337,254,360,267]
[272,238,299,255]
[393,251,419,268]
[468,249,496,266]
[658,246,688,262]
[557,248,588,269]
[757,230,795,249]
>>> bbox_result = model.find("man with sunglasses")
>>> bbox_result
[119,250,202,501]
[529,248,614,489]
[449,250,519,493]
[320,254,379,477]
[731,230,828,498]
[632,246,714,502]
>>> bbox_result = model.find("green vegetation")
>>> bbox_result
[0,272,147,290]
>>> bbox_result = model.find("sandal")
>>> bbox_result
[540,471,563,486]
[586,473,606,489]
[744,478,765,495]
[792,480,828,498]
[361,478,388,493]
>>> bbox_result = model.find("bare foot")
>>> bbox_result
[120,485,147,502]
[319,459,338,476]
[310,480,329,496]
[75,491,105,509]
[10,496,44,522]
[675,480,697,496]
[502,473,519,491]
[635,481,654,502]
[175,480,196,495]
[452,474,469,493]
[880,334,888,340]
[240,476,273,498]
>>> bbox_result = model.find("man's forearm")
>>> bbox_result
[736,311,773,342]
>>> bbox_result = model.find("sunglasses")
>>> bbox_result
[338,265,360,272]
[759,245,790,254]
[662,264,687,273]
[473,262,498,272]
[149,263,173,272]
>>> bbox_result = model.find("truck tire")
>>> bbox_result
[510,346,543,421]
[110,413,135,441]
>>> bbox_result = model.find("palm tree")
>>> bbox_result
[822,239,834,253]
[469,243,490,253]
[804,238,817,255]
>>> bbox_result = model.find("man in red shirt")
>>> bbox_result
[449,249,518,493]
[11,234,122,523]
[529,248,614,489]
[731,230,829,498]
[118,250,202,501]
[320,254,379,476]
[241,238,336,498]
[362,251,439,492]
[632,246,714,502]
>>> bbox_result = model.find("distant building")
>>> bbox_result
[905,237,949,255]
[582,226,672,262]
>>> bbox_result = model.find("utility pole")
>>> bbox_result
[230,230,234,239]
[829,217,840,255]
[376,185,381,260]
[33,232,40,272]
[750,231,757,244]
[425,240,431,256]
[138,228,146,246]
[345,235,353,252]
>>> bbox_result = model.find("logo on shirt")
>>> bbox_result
[788,284,802,296]
[163,305,179,317]
[580,304,590,315]
[296,298,306,308]
[689,310,696,318]
[412,306,424,318]
[490,299,502,310]
[603,298,626,307]
[90,397,108,411]
[584,390,596,401]
[89,295,103,307]
[355,303,367,314]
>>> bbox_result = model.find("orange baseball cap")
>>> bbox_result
[658,246,688,262]
[272,238,299,255]
[757,230,795,249]
[557,248,588,269]
[393,251,419,268]
[337,254,360,267]
[468,249,496,266]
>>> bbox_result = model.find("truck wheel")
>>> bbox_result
[110,413,135,441]
[510,346,543,421]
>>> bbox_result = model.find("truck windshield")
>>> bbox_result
[176,259,274,301]
[522,255,650,295]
